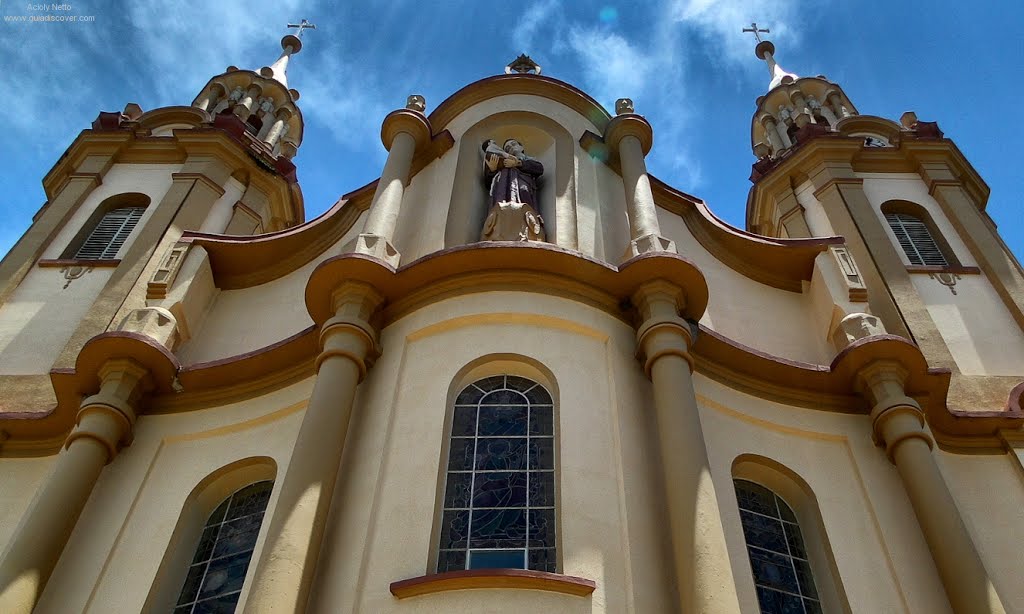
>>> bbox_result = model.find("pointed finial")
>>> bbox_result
[505,54,541,75]
[742,23,798,90]
[260,22,315,92]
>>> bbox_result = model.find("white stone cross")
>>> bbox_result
[287,19,317,38]
[742,22,770,43]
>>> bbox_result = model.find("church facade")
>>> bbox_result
[0,30,1020,614]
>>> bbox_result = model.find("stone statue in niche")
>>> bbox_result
[481,138,546,242]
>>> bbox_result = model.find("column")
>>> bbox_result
[244,282,383,613]
[263,107,292,148]
[604,110,675,261]
[194,82,226,113]
[633,280,741,614]
[0,359,148,614]
[232,84,263,121]
[761,115,784,154]
[354,108,431,268]
[858,361,1006,614]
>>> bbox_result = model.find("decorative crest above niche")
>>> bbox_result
[506,54,541,75]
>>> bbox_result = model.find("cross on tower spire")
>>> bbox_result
[287,19,317,38]
[742,22,770,44]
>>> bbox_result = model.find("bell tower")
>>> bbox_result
[191,23,309,161]
[744,27,1024,425]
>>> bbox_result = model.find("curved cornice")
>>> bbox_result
[1,243,1018,454]
[181,180,376,289]
[428,73,612,134]
[650,177,843,292]
[306,242,709,325]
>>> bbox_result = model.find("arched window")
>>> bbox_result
[734,479,822,613]
[174,480,273,613]
[437,375,556,573]
[73,206,145,259]
[884,211,948,266]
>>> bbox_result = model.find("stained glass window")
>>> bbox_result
[734,479,822,614]
[437,375,556,573]
[174,481,273,613]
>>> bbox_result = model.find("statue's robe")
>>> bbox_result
[482,157,546,242]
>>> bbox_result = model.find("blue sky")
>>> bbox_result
[2,0,1022,262]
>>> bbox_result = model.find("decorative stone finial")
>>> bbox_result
[615,98,635,115]
[505,54,541,75]
[835,312,886,349]
[406,94,426,113]
[900,111,919,129]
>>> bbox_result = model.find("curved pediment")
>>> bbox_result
[428,73,613,135]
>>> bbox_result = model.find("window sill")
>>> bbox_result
[389,569,597,599]
[38,258,121,268]
[906,264,981,275]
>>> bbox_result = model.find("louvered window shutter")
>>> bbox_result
[74,207,145,260]
[884,213,948,266]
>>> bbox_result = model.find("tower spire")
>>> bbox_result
[743,24,798,91]
[260,20,316,90]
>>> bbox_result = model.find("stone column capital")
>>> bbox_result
[315,281,385,381]
[855,359,932,459]
[380,109,432,152]
[633,280,697,376]
[603,113,653,156]
[65,358,151,462]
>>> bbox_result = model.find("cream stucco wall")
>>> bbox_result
[659,211,834,364]
[861,173,1024,375]
[32,377,314,614]
[0,457,57,552]
[0,164,179,374]
[697,375,952,614]
[316,291,670,613]
[177,210,367,365]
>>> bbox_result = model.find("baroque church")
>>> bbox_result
[0,22,1021,614]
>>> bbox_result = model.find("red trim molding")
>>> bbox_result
[389,569,597,599]
[38,258,121,268]
[906,265,982,275]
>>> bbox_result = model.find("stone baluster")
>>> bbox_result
[633,280,741,614]
[827,92,850,119]
[0,359,149,614]
[857,361,1006,613]
[354,103,431,267]
[233,84,263,121]
[194,82,226,113]
[761,115,785,154]
[244,282,383,613]
[263,107,293,148]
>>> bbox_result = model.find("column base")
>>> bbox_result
[623,234,676,262]
[354,234,401,268]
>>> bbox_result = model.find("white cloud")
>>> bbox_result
[668,0,803,68]
[567,27,655,107]
[124,0,303,103]
[513,0,561,53]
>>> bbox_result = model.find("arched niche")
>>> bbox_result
[445,111,578,250]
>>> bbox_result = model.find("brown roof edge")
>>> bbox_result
[651,176,842,292]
